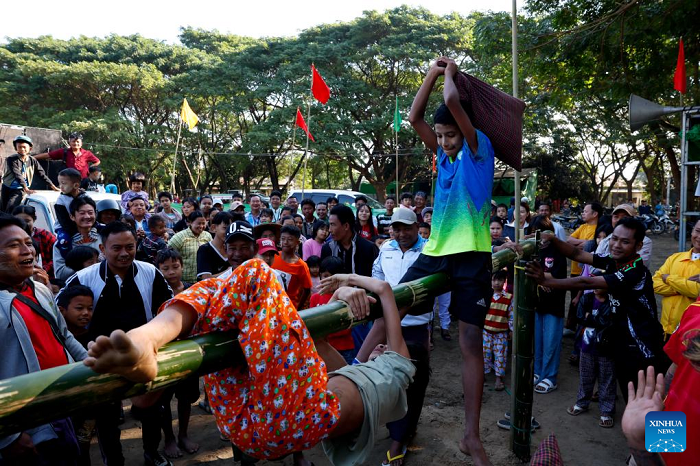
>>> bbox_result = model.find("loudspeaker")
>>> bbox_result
[629,94,685,131]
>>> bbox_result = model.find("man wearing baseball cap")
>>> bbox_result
[356,207,432,463]
[2,135,59,212]
[221,221,257,278]
[596,204,652,266]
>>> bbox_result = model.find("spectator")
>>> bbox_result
[245,194,263,226]
[231,192,243,203]
[655,199,665,216]
[490,217,505,246]
[259,208,273,224]
[362,207,430,466]
[399,192,413,209]
[80,165,104,193]
[137,215,168,265]
[300,199,316,237]
[128,196,151,236]
[199,195,214,221]
[168,210,212,283]
[221,221,258,276]
[269,190,283,222]
[306,254,321,294]
[253,222,281,246]
[496,203,508,221]
[229,200,246,218]
[120,172,150,212]
[483,270,512,391]
[156,249,189,295]
[302,220,329,261]
[507,197,515,222]
[65,245,100,273]
[638,199,652,216]
[653,218,700,340]
[377,196,396,234]
[2,136,59,212]
[568,201,603,275]
[54,196,102,280]
[596,204,652,266]
[0,214,86,464]
[13,205,56,279]
[525,217,667,401]
[37,132,100,179]
[173,197,199,233]
[537,202,567,241]
[421,207,433,225]
[59,221,173,466]
[96,199,122,225]
[155,191,181,233]
[286,195,299,214]
[53,168,84,258]
[414,191,427,222]
[272,225,312,309]
[356,204,378,240]
[315,201,329,223]
[503,202,531,241]
[196,211,232,280]
[418,222,431,240]
[326,196,338,210]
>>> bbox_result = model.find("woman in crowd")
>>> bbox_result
[168,210,212,283]
[54,196,102,280]
[356,204,378,241]
[173,197,199,233]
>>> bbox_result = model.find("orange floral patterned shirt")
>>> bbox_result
[163,259,340,459]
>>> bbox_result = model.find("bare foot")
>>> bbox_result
[177,435,200,454]
[84,329,158,383]
[459,436,492,466]
[369,344,388,361]
[164,437,182,458]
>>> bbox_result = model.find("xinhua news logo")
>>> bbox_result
[645,411,686,453]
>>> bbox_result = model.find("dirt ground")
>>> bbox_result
[93,234,680,466]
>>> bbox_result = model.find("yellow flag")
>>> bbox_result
[180,98,199,130]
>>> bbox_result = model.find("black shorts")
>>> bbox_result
[399,251,492,328]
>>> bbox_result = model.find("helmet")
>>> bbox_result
[96,199,122,214]
[68,132,83,141]
[13,135,33,148]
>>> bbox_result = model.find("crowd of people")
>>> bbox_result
[0,57,698,466]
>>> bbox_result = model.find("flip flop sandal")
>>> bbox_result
[567,404,588,416]
[495,381,506,391]
[599,416,614,428]
[382,446,407,466]
[496,419,537,433]
[502,412,540,429]
[535,379,558,394]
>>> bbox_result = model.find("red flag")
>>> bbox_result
[311,64,330,104]
[674,38,686,94]
[295,108,315,142]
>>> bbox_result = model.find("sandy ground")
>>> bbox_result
[91,234,679,466]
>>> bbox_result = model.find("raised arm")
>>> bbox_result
[443,58,477,154]
[408,60,443,155]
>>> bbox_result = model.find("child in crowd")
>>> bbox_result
[483,270,512,391]
[57,285,95,465]
[356,204,377,240]
[138,216,169,264]
[418,222,431,240]
[196,211,232,280]
[154,249,200,458]
[272,225,313,309]
[310,256,356,365]
[96,199,121,225]
[81,165,104,192]
[567,285,616,428]
[256,238,288,290]
[120,214,136,231]
[421,207,433,225]
[302,220,329,260]
[496,204,508,221]
[174,197,198,233]
[156,191,181,233]
[259,208,273,224]
[65,246,100,273]
[54,168,84,257]
[490,217,505,245]
[307,255,322,295]
[120,172,149,211]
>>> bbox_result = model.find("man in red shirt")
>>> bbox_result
[0,214,87,463]
[36,132,100,179]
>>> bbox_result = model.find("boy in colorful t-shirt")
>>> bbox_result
[404,56,495,464]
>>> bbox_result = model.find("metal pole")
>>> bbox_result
[679,111,688,251]
[170,120,183,195]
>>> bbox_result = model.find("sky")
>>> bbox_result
[2,0,516,43]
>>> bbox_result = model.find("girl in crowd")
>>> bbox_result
[356,204,378,240]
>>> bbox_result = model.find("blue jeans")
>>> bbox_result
[534,312,564,385]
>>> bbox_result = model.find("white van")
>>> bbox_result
[288,189,385,214]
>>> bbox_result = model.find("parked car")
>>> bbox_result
[22,190,123,235]
[288,189,386,216]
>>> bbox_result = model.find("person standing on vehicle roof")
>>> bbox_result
[36,132,100,180]
[1,136,59,212]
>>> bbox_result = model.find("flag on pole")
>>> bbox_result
[674,38,686,94]
[295,108,315,142]
[181,98,199,130]
[311,64,330,104]
[393,96,402,132]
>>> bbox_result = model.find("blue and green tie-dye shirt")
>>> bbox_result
[423,130,494,256]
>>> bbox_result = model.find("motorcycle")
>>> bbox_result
[639,214,664,235]
[657,212,675,235]
[551,214,583,232]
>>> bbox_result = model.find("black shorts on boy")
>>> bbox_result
[400,251,492,328]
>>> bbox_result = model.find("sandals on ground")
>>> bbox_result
[534,379,558,394]
[599,415,614,428]
[494,380,505,391]
[567,404,588,416]
[382,446,407,466]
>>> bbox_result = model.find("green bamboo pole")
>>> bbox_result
[0,247,538,437]
[510,258,538,462]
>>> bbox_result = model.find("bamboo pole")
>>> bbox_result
[0,245,539,437]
